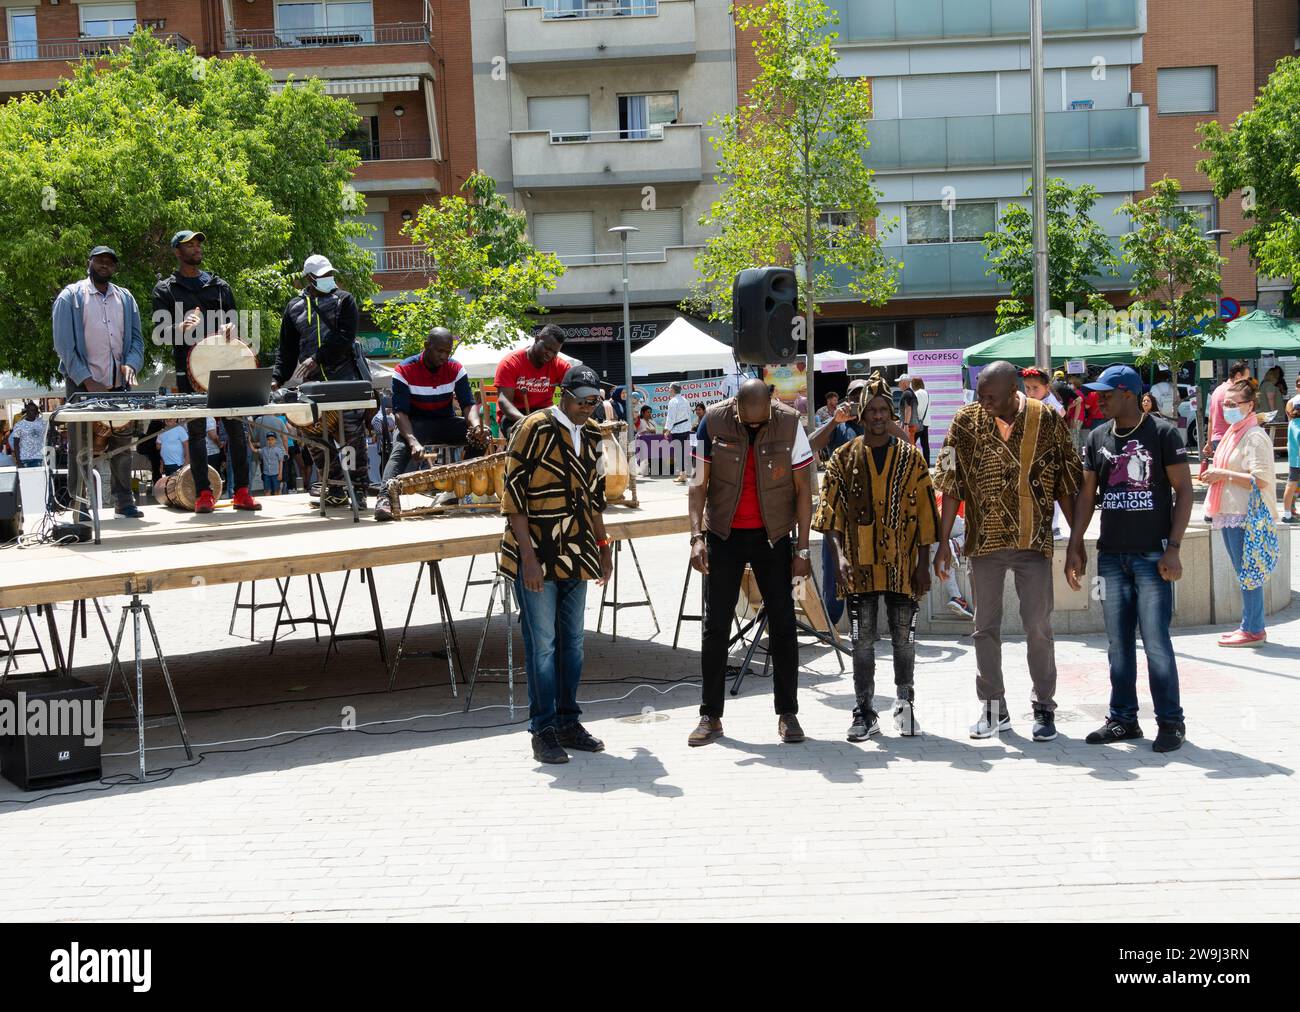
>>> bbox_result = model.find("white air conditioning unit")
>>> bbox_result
[1128,91,1144,107]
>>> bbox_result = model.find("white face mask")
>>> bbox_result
[1223,406,1247,426]
[313,275,337,294]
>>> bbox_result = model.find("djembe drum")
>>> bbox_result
[153,465,223,510]
[597,420,634,503]
[187,331,258,393]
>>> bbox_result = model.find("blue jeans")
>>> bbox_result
[515,577,588,734]
[1220,527,1266,634]
[263,474,281,495]
[1098,551,1183,725]
[19,459,41,468]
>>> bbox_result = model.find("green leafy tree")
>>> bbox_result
[372,172,564,355]
[984,178,1119,334]
[686,0,896,410]
[1198,56,1300,279]
[0,31,376,381]
[1118,177,1226,369]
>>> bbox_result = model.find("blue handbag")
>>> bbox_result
[1239,485,1280,591]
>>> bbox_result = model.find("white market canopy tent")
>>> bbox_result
[813,350,849,372]
[453,331,582,380]
[0,372,60,402]
[630,317,736,376]
[862,346,909,368]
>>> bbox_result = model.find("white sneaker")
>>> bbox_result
[970,703,1011,739]
[433,491,458,506]
[892,697,921,736]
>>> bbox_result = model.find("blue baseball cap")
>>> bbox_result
[170,229,206,248]
[1084,364,1143,396]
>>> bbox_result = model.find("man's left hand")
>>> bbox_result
[598,544,614,586]
[792,554,812,581]
[120,365,136,388]
[1158,546,1182,582]
[913,562,932,600]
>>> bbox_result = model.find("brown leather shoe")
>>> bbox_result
[779,714,806,743]
[688,716,723,747]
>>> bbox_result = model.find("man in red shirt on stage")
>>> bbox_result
[494,324,571,436]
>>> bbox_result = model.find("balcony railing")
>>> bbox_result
[865,107,1142,171]
[0,32,191,63]
[511,123,703,188]
[823,237,1135,298]
[368,246,435,273]
[551,250,681,266]
[543,245,704,304]
[521,2,660,18]
[224,23,430,52]
[834,0,1140,44]
[335,138,435,161]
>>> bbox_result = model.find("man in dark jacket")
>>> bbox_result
[150,229,260,513]
[273,254,369,507]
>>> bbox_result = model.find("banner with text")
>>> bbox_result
[907,348,964,450]
[636,378,730,429]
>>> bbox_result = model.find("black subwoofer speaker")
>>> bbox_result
[0,676,102,791]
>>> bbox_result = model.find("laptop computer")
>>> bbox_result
[207,368,274,409]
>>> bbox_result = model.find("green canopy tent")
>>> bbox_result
[963,316,1139,367]
[1198,310,1300,359]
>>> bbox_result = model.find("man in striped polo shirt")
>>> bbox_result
[374,326,486,521]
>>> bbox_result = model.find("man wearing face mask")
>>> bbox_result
[274,254,371,509]
[53,245,145,519]
[687,378,815,747]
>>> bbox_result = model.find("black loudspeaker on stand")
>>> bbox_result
[732,267,798,365]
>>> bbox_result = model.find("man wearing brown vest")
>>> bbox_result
[687,379,815,745]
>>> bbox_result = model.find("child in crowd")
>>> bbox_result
[1284,398,1300,523]
[260,433,286,496]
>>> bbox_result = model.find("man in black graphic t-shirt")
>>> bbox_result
[1066,365,1193,754]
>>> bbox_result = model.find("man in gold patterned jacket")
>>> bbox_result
[814,372,939,742]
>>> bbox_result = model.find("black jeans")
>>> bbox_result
[379,415,482,484]
[669,432,690,475]
[916,426,930,466]
[189,418,248,494]
[847,592,917,715]
[701,529,799,718]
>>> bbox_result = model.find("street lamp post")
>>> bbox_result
[1029,0,1051,371]
[608,225,639,404]
[1200,227,1231,461]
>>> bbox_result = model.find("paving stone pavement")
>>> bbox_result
[2,484,1298,922]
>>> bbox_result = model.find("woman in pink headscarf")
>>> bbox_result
[1200,378,1279,646]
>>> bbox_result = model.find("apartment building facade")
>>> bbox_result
[804,0,1298,358]
[0,0,476,354]
[469,0,736,381]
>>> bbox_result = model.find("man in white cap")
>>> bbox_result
[273,254,371,508]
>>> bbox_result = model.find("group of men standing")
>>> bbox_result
[514,357,1192,765]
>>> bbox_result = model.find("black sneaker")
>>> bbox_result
[531,727,569,764]
[1152,722,1185,753]
[1085,718,1144,744]
[555,722,604,753]
[846,708,880,742]
[1032,706,1057,742]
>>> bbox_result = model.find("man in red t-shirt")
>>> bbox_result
[494,325,572,434]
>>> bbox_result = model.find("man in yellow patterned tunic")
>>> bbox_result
[933,360,1081,743]
[814,373,939,741]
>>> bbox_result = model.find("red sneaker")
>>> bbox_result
[232,487,262,511]
[1218,629,1266,648]
[194,490,215,514]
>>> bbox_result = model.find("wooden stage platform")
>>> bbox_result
[0,479,690,611]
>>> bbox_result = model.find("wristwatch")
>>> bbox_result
[690,533,706,544]
[796,548,811,560]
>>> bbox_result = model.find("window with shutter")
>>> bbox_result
[618,209,683,255]
[1157,67,1216,114]
[533,212,596,263]
[528,96,592,141]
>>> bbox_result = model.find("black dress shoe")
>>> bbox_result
[555,722,604,752]
[532,727,569,764]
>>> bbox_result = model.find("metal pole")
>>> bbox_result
[1029,0,1051,370]
[619,232,633,401]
